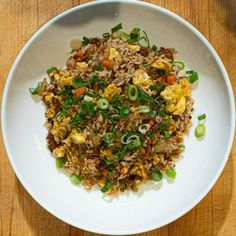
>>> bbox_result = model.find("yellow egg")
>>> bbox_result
[109,47,120,61]
[151,59,172,71]
[69,129,86,145]
[103,84,122,101]
[160,78,191,115]
[133,69,153,89]
[76,62,88,72]
[128,44,141,52]
[59,76,73,88]
[53,145,66,158]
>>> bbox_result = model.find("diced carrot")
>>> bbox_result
[75,50,85,59]
[149,119,156,126]
[166,75,177,85]
[102,59,111,68]
[159,76,167,83]
[75,87,86,97]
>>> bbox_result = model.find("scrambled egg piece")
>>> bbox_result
[128,44,141,52]
[53,145,66,158]
[76,62,88,72]
[160,78,191,115]
[103,84,122,101]
[151,59,172,71]
[130,163,148,179]
[59,76,73,88]
[133,69,153,89]
[51,118,70,142]
[45,107,57,119]
[68,128,86,145]
[44,93,54,105]
[108,47,120,61]
[44,93,62,106]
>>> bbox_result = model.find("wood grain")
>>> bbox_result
[0,0,236,235]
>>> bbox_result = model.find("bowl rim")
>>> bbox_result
[1,0,235,235]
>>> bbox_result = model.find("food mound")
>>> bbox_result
[30,24,196,194]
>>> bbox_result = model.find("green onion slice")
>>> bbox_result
[101,180,113,193]
[151,169,163,182]
[128,84,138,101]
[198,113,206,121]
[195,124,206,138]
[70,174,82,184]
[138,105,150,113]
[173,61,185,70]
[111,23,123,33]
[97,98,109,110]
[56,158,64,169]
[166,168,176,179]
[138,124,151,134]
[47,66,57,74]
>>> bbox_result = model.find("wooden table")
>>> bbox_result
[0,0,236,235]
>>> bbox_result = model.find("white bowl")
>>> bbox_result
[1,0,235,235]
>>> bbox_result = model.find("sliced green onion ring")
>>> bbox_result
[121,134,140,144]
[97,98,109,110]
[138,105,150,113]
[70,174,82,184]
[173,61,185,70]
[198,113,206,121]
[128,84,138,101]
[195,124,206,138]
[138,124,151,134]
[166,168,176,179]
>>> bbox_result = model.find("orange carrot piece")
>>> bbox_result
[166,75,177,85]
[75,50,85,59]
[102,59,111,68]
[75,87,86,97]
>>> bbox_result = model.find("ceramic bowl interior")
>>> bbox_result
[1,1,235,235]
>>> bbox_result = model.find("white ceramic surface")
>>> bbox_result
[1,0,235,235]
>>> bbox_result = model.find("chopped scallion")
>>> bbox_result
[70,174,82,184]
[198,113,206,121]
[111,23,123,33]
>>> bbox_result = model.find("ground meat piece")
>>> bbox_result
[46,132,58,152]
[90,37,101,47]
[66,57,76,69]
[140,47,149,56]
[158,47,173,61]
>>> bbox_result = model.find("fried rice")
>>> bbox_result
[30,24,194,194]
